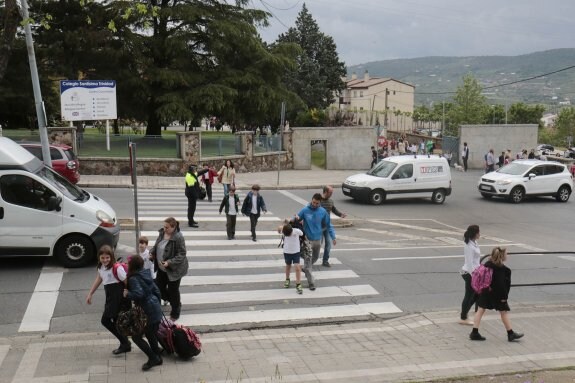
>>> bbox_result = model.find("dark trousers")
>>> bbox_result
[155,269,182,316]
[101,315,130,346]
[463,157,468,171]
[370,158,377,168]
[460,273,477,320]
[205,182,213,202]
[187,195,197,225]
[132,321,161,361]
[226,214,237,239]
[249,213,260,239]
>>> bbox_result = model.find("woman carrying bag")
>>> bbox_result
[217,160,236,195]
[123,256,164,371]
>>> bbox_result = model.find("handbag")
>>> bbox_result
[217,172,223,183]
[116,305,147,336]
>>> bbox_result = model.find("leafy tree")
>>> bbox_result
[0,0,19,82]
[555,107,575,145]
[447,74,488,135]
[275,3,346,112]
[507,102,545,127]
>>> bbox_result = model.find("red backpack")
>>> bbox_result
[471,264,493,294]
[112,262,128,282]
[157,317,202,360]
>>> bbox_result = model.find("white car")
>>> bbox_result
[478,160,573,203]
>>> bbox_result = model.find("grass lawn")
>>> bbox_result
[311,149,326,168]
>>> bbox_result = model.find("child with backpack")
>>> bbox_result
[219,185,240,240]
[470,247,524,342]
[85,245,131,355]
[459,225,481,325]
[278,222,304,294]
[138,236,155,277]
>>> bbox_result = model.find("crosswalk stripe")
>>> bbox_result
[141,230,280,237]
[179,302,402,327]
[180,284,378,305]
[189,258,342,270]
[151,238,280,247]
[139,216,280,222]
[181,270,358,286]
[143,211,237,217]
[187,248,283,257]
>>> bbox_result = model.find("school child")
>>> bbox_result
[138,236,155,277]
[241,184,267,242]
[470,247,524,342]
[278,223,304,294]
[85,245,131,355]
[219,185,240,240]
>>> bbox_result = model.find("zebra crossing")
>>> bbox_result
[136,188,402,329]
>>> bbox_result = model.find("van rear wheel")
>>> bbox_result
[55,235,95,268]
[431,189,446,204]
[369,190,385,205]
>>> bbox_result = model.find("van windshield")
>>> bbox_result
[367,160,397,178]
[37,167,86,201]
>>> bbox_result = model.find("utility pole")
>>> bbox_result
[383,88,389,132]
[20,0,51,167]
[276,101,286,186]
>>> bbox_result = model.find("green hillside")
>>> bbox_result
[348,49,575,109]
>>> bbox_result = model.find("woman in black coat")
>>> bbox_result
[470,247,524,342]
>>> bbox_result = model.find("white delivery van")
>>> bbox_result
[342,155,452,205]
[0,137,119,267]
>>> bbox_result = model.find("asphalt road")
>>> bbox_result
[1,169,574,337]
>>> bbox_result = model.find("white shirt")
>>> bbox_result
[139,248,154,274]
[461,240,481,274]
[98,264,126,285]
[227,195,237,215]
[283,228,303,254]
[251,194,258,214]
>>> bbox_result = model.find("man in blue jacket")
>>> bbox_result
[296,193,336,290]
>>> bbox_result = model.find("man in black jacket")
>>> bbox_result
[185,164,208,227]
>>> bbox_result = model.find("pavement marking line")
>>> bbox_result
[18,269,64,332]
[559,255,575,262]
[180,284,378,305]
[331,243,526,252]
[189,258,342,270]
[141,230,280,237]
[139,216,280,222]
[357,228,429,240]
[150,238,280,247]
[0,345,9,369]
[277,189,309,206]
[181,269,358,285]
[372,251,556,261]
[179,302,401,327]
[187,248,284,257]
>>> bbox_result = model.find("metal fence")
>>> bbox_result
[200,135,242,156]
[254,134,281,153]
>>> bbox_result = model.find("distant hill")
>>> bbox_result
[347,48,575,109]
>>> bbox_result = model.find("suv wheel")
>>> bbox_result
[556,185,571,202]
[508,186,524,203]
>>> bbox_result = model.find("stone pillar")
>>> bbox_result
[177,131,201,168]
[236,131,254,160]
[47,127,77,153]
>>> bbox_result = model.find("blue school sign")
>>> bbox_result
[60,80,117,121]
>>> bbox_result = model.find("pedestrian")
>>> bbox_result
[498,151,505,168]
[241,184,267,242]
[459,224,480,325]
[296,193,336,290]
[528,149,535,159]
[217,160,236,195]
[486,149,496,173]
[138,236,155,278]
[219,185,240,240]
[151,217,188,321]
[320,185,346,267]
[470,247,524,342]
[278,223,304,294]
[123,256,163,371]
[370,146,377,168]
[201,163,218,202]
[462,142,470,172]
[185,164,209,228]
[85,245,131,355]
[398,139,406,155]
[444,151,452,166]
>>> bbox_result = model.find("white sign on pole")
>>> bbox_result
[60,80,117,121]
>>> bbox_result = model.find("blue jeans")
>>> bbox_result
[223,183,230,195]
[322,229,332,263]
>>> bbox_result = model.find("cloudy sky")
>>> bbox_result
[254,0,575,66]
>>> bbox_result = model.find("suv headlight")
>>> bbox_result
[496,180,512,185]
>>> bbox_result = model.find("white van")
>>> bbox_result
[342,155,452,205]
[0,137,120,267]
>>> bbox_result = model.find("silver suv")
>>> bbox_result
[478,160,573,203]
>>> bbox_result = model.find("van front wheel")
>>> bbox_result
[369,190,385,205]
[431,189,446,204]
[55,235,95,268]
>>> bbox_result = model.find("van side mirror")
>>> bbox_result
[48,196,62,211]
[528,173,536,179]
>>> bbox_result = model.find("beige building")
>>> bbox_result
[333,70,415,132]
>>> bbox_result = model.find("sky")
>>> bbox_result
[254,0,575,66]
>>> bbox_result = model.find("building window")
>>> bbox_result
[360,91,363,97]
[393,91,396,95]
[360,107,364,111]
[353,91,357,98]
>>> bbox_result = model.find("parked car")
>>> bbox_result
[563,147,575,159]
[19,142,80,184]
[478,160,573,203]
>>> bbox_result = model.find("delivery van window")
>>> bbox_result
[0,174,55,210]
[395,164,413,179]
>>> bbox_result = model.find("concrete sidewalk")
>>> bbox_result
[78,169,354,190]
[2,305,574,383]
